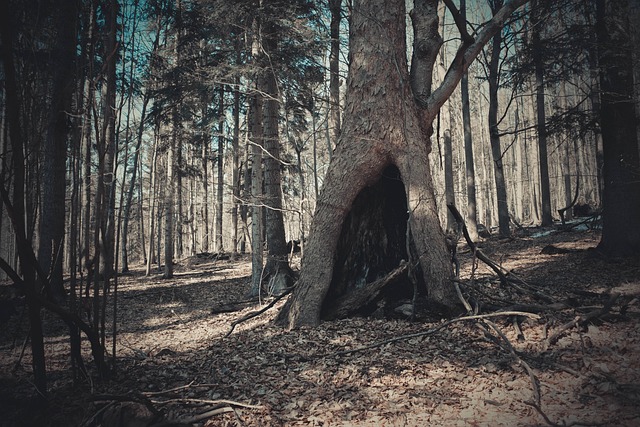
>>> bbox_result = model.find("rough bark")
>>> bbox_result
[278,0,529,328]
[249,16,264,296]
[596,0,640,256]
[328,0,342,147]
[262,53,293,295]
[280,0,451,328]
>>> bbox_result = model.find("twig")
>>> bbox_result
[152,398,263,410]
[91,393,162,419]
[447,203,555,303]
[142,381,195,396]
[175,407,234,423]
[225,286,294,338]
[298,311,540,360]
[482,320,540,406]
[523,400,606,426]
[454,281,473,314]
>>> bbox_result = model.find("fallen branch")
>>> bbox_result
[142,381,195,397]
[175,406,235,423]
[225,286,294,338]
[524,400,606,426]
[481,320,540,406]
[446,204,553,299]
[295,311,540,360]
[166,399,263,425]
[544,293,619,349]
[152,398,263,410]
[323,261,409,320]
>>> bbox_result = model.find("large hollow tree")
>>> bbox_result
[278,0,529,328]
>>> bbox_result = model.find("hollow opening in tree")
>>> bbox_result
[321,165,425,319]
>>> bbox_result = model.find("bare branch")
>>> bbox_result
[428,0,530,114]
[442,0,474,43]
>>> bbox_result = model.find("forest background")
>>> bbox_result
[0,0,639,419]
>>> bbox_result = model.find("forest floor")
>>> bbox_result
[1,225,640,426]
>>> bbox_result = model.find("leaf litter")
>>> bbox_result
[0,228,639,426]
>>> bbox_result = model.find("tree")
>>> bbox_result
[486,0,512,238]
[260,2,296,295]
[328,0,342,148]
[459,0,480,241]
[595,0,640,256]
[278,0,529,328]
[36,0,78,301]
[531,0,553,226]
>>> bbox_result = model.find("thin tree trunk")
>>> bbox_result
[216,86,225,252]
[443,127,456,231]
[122,95,149,272]
[460,0,479,240]
[201,100,210,253]
[487,11,510,238]
[231,73,241,255]
[249,96,264,296]
[328,0,342,147]
[532,0,553,226]
[0,4,47,397]
[146,123,159,276]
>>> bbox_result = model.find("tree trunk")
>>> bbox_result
[146,134,158,276]
[460,0,479,241]
[595,0,640,256]
[122,95,149,272]
[99,0,118,281]
[279,0,454,327]
[278,0,528,328]
[249,96,264,296]
[328,0,342,147]
[215,86,225,252]
[262,31,293,295]
[164,122,175,279]
[248,15,264,296]
[231,72,241,255]
[443,127,456,231]
[532,0,553,226]
[201,99,210,253]
[487,14,511,238]
[0,1,48,398]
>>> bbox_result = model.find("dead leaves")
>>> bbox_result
[2,230,640,426]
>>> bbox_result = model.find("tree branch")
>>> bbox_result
[427,0,530,114]
[442,0,474,43]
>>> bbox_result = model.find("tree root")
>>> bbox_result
[224,286,294,338]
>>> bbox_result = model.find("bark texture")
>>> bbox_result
[279,0,456,328]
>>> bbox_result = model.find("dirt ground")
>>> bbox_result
[1,227,639,426]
